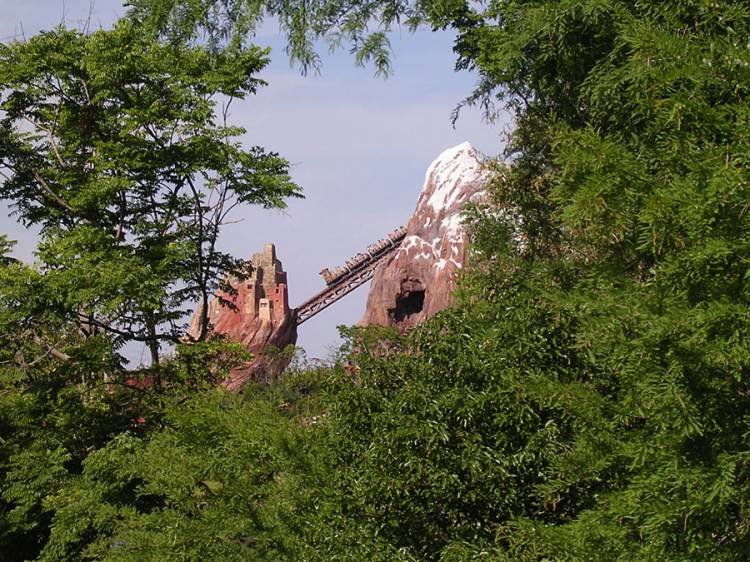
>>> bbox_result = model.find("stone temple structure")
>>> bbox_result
[188,243,297,389]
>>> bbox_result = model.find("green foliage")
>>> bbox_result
[0,19,303,561]
[134,1,750,559]
[128,0,428,75]
[0,20,301,362]
[5,0,750,560]
[456,1,750,559]
[37,390,305,561]
[11,358,337,562]
[303,286,603,560]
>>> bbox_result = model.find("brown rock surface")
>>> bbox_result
[188,243,297,390]
[362,142,488,328]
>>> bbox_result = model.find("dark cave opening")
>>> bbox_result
[389,289,425,322]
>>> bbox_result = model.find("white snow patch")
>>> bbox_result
[434,257,462,272]
[441,214,464,243]
[402,235,432,250]
[423,142,483,214]
[397,235,436,261]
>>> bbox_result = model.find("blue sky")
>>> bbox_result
[0,0,510,361]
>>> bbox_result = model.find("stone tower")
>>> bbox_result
[187,243,297,389]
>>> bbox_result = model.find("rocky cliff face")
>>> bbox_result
[187,243,297,390]
[362,142,488,328]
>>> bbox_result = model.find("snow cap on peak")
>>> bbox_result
[425,142,477,177]
[421,142,483,213]
[435,140,475,161]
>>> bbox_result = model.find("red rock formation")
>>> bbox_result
[188,243,297,389]
[362,142,488,328]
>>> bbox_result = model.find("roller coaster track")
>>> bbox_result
[295,227,407,325]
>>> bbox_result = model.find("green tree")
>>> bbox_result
[128,0,424,75]
[0,20,301,559]
[38,390,302,561]
[0,20,301,367]
[7,1,750,560]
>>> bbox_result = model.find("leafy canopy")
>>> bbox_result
[0,20,302,560]
[0,20,302,364]
[130,1,750,559]
[4,1,750,561]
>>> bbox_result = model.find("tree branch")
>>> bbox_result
[76,312,176,344]
[31,335,71,362]
[32,169,77,215]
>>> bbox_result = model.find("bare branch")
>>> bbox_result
[32,169,77,215]
[84,0,95,35]
[79,78,91,104]
[76,312,175,344]
[32,335,71,362]
[23,115,66,167]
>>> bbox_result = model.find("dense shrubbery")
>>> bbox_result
[4,0,750,560]
[296,2,750,558]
